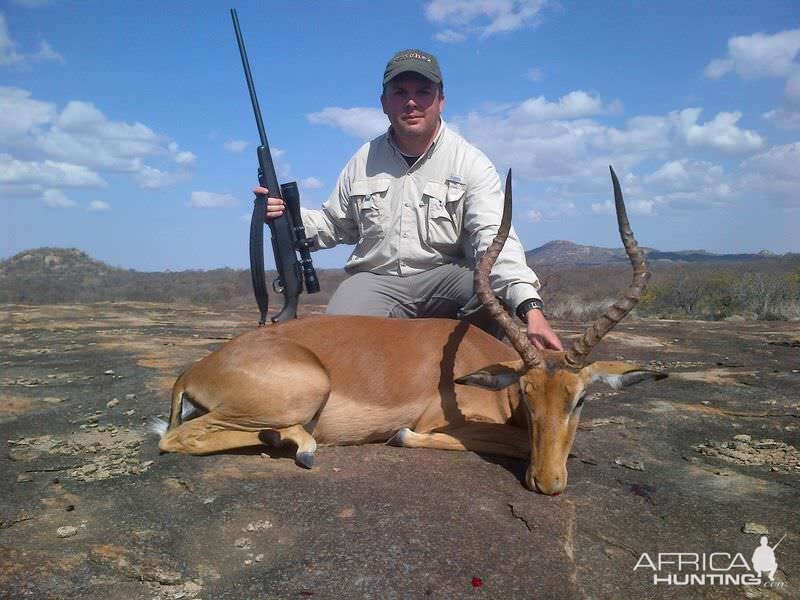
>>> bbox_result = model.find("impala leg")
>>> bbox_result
[388,423,529,459]
[262,424,318,469]
[158,412,264,455]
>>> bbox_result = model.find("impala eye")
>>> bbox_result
[575,393,587,410]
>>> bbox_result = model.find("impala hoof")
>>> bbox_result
[387,428,411,447]
[296,452,315,469]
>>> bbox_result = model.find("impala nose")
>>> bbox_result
[534,477,564,496]
[528,467,566,496]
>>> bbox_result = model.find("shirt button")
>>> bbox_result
[402,232,408,238]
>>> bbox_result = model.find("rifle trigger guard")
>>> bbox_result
[272,278,285,294]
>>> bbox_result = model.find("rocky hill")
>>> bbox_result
[0,247,120,279]
[525,240,630,267]
[0,248,250,305]
[525,240,790,267]
[0,248,344,306]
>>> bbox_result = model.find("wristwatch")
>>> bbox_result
[516,298,545,323]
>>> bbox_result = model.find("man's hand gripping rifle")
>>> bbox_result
[231,9,319,325]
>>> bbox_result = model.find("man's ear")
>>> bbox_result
[586,362,667,390]
[455,360,526,391]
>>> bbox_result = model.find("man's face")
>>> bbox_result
[381,73,444,142]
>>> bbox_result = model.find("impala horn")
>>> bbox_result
[564,166,651,368]
[475,169,543,370]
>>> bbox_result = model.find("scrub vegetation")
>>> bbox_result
[2,247,799,321]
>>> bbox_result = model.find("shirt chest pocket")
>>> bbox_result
[350,178,390,239]
[423,180,465,249]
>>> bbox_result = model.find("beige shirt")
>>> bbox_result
[300,120,541,310]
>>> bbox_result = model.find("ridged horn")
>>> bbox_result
[564,166,651,368]
[475,169,543,370]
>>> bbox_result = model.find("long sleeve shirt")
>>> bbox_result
[300,120,541,311]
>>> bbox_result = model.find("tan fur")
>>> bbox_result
[159,314,663,495]
[160,316,523,452]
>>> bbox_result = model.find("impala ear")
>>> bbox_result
[455,360,526,391]
[587,362,667,390]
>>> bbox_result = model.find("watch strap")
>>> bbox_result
[516,298,545,322]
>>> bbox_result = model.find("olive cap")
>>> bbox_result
[383,49,442,85]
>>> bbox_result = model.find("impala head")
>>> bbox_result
[456,168,666,495]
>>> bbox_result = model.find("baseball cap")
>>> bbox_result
[383,49,442,85]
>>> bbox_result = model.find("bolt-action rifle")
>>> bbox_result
[231,8,319,325]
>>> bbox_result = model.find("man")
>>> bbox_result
[752,536,778,582]
[255,49,562,351]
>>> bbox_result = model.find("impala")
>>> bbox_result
[153,167,665,495]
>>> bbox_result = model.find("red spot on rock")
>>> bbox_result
[471,577,483,587]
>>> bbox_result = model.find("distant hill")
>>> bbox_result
[2,246,798,313]
[0,247,344,305]
[525,240,794,268]
[0,247,120,278]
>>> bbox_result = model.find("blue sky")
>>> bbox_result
[2,0,799,271]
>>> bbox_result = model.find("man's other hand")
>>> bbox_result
[526,309,564,351]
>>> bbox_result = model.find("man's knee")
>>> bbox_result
[325,273,396,317]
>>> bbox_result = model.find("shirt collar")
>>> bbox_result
[387,118,447,161]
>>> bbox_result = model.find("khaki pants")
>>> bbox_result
[326,263,504,338]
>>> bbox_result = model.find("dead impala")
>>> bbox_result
[153,167,665,495]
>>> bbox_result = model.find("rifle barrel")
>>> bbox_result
[772,533,787,550]
[230,9,268,148]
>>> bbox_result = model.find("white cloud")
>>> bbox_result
[763,107,800,130]
[224,139,248,153]
[703,58,734,79]
[741,142,800,181]
[0,13,62,67]
[525,67,544,82]
[642,159,734,210]
[447,89,780,216]
[424,0,550,41]
[269,146,293,180]
[1,87,196,194]
[0,86,55,139]
[306,107,387,140]
[0,153,106,187]
[88,200,111,212]
[300,176,324,190]
[188,191,238,208]
[173,150,196,166]
[0,14,25,66]
[672,108,764,153]
[786,69,800,106]
[705,28,800,80]
[706,28,800,131]
[515,91,613,120]
[525,208,543,222]
[133,165,190,189]
[522,199,578,222]
[591,199,655,216]
[643,158,732,202]
[434,29,467,44]
[451,92,641,184]
[31,39,62,63]
[42,188,76,208]
[167,142,196,166]
[42,101,171,172]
